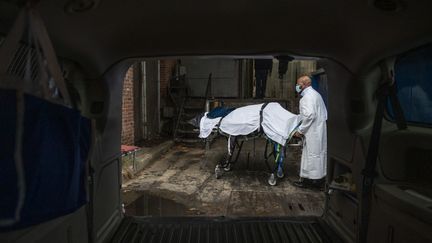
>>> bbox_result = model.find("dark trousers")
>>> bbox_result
[255,70,269,98]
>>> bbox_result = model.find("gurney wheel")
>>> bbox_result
[223,163,232,172]
[215,165,222,179]
[268,173,277,186]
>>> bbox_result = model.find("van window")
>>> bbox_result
[391,45,432,125]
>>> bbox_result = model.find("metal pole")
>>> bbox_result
[141,61,147,139]
[157,60,161,133]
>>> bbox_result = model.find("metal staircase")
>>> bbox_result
[170,73,212,143]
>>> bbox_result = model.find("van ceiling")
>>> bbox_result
[2,0,432,77]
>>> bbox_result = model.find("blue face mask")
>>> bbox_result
[295,84,302,93]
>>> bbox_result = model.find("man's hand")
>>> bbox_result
[293,131,303,138]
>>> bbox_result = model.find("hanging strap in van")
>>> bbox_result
[359,62,406,243]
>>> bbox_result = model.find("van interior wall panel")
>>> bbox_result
[1,1,432,242]
[326,192,358,242]
[379,128,432,184]
[368,126,432,242]
[326,153,362,242]
[321,59,373,242]
[326,67,383,243]
[90,62,136,243]
[93,159,123,241]
[367,193,432,243]
[320,60,356,162]
[0,207,88,243]
[337,61,432,242]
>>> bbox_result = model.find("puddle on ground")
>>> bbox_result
[125,193,204,216]
[124,190,325,217]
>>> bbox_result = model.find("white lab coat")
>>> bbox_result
[298,86,328,179]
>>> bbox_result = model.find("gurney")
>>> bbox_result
[198,102,302,186]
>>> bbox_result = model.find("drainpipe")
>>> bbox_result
[157,60,161,134]
[141,61,147,140]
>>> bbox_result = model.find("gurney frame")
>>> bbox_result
[214,132,301,186]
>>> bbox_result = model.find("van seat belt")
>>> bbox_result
[359,63,406,243]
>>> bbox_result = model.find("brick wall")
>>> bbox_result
[122,60,176,144]
[121,65,135,145]
[160,59,177,99]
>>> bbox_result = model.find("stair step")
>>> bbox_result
[179,120,198,126]
[180,123,198,130]
[184,99,204,106]
[178,123,198,132]
[181,113,198,119]
[170,85,188,89]
[174,137,202,143]
[183,105,203,110]
[177,129,199,134]
[179,120,191,125]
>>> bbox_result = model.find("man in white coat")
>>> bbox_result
[293,75,327,189]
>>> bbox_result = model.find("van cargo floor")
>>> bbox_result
[110,216,343,243]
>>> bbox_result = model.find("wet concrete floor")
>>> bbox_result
[125,193,204,216]
[122,138,325,217]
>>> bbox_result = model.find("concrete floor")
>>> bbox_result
[122,138,325,217]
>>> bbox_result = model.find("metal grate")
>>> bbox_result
[111,217,343,243]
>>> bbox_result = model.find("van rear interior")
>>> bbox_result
[0,1,431,243]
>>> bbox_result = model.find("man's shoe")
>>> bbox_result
[292,180,308,188]
[293,178,325,190]
[309,179,325,191]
